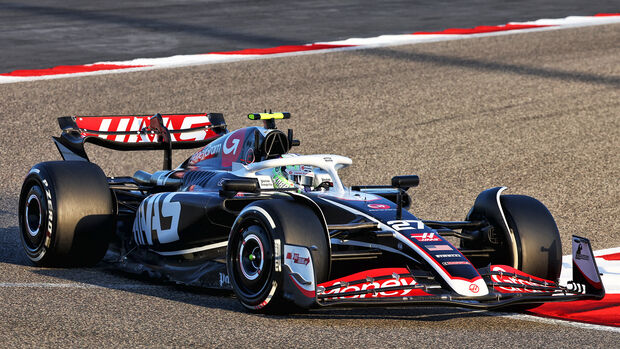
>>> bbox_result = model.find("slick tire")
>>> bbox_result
[18,161,114,267]
[499,195,562,282]
[226,200,328,313]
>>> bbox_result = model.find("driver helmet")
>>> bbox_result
[271,155,315,189]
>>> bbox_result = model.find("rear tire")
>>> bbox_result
[18,161,114,266]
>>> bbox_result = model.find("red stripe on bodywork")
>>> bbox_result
[288,274,316,298]
[527,294,620,327]
[594,13,620,16]
[209,43,355,55]
[0,64,148,77]
[599,252,620,261]
[412,24,551,35]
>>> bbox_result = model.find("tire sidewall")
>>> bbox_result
[18,161,114,267]
[227,209,281,311]
[19,170,58,264]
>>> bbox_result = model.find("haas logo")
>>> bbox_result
[409,232,442,242]
[133,193,181,245]
[469,283,480,293]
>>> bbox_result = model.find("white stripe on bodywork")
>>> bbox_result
[149,241,228,256]
[494,187,519,269]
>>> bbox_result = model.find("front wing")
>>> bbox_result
[314,265,598,309]
[284,235,605,310]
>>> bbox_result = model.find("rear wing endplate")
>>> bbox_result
[53,113,227,169]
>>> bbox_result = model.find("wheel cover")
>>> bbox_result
[239,233,265,281]
[231,222,273,300]
[26,194,41,237]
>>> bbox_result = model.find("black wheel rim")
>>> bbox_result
[232,221,273,299]
[22,186,46,252]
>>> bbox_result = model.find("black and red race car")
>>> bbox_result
[19,112,605,312]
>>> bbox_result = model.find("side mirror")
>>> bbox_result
[391,175,419,220]
[391,175,419,189]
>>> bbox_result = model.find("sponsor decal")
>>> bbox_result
[76,114,214,143]
[435,254,461,258]
[252,280,279,310]
[469,283,480,293]
[273,239,281,272]
[571,237,603,289]
[223,137,239,155]
[427,245,453,251]
[283,245,315,297]
[41,179,53,247]
[189,142,221,164]
[286,252,310,265]
[575,244,590,261]
[442,261,469,266]
[221,130,245,167]
[322,277,419,299]
[133,193,181,245]
[490,265,553,293]
[260,179,273,188]
[367,203,391,210]
[219,273,230,287]
[409,232,442,242]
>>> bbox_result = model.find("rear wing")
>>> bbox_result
[53,113,227,169]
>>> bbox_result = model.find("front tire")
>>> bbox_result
[500,195,562,281]
[227,199,329,313]
[228,211,279,310]
[463,190,562,282]
[18,161,114,266]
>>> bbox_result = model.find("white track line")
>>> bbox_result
[0,282,166,290]
[1,14,619,84]
[494,312,620,333]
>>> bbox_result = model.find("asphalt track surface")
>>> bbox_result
[1,0,620,72]
[0,25,619,347]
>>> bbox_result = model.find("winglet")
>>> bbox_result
[572,235,605,298]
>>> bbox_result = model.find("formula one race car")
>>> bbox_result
[19,112,605,312]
